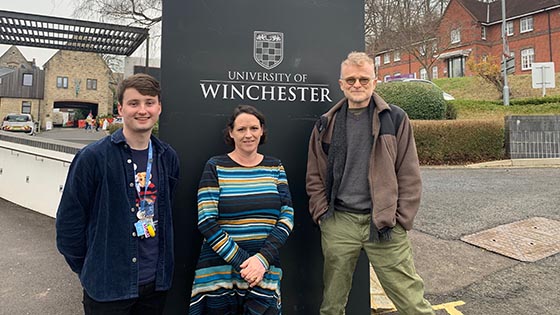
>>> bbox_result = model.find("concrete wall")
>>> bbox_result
[0,133,78,218]
[505,115,560,158]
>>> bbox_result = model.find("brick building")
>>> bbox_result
[42,50,114,128]
[374,0,560,81]
[0,46,114,129]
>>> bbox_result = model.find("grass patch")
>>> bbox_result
[433,73,560,101]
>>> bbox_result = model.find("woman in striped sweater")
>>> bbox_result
[190,105,294,315]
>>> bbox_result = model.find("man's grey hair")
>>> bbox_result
[340,51,375,78]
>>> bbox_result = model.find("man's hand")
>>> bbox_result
[240,255,266,287]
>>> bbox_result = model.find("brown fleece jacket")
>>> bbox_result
[306,93,422,231]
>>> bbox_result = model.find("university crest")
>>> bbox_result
[253,31,284,70]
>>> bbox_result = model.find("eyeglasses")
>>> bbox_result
[342,77,373,86]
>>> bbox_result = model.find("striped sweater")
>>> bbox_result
[190,155,294,314]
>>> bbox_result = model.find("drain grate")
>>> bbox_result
[461,217,560,262]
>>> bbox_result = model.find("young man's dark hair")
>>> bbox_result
[117,73,161,105]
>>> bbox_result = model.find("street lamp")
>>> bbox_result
[501,0,510,105]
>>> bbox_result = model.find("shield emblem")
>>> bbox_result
[254,31,284,70]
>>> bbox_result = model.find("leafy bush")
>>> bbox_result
[445,102,457,120]
[108,123,122,134]
[376,82,447,120]
[413,119,505,165]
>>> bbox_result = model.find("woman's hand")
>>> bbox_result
[240,255,266,287]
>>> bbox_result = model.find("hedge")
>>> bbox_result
[412,119,505,165]
[376,82,447,120]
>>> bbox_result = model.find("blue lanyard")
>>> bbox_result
[135,140,153,208]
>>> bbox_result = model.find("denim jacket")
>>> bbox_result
[56,129,180,302]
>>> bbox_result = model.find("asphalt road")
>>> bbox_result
[2,167,559,314]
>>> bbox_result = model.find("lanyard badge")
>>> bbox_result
[133,141,156,239]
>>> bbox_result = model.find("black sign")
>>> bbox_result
[161,1,365,313]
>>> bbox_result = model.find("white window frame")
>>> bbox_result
[419,68,428,80]
[521,48,534,70]
[520,16,533,33]
[375,56,381,66]
[451,29,461,44]
[383,53,390,64]
[481,26,486,40]
[383,75,391,82]
[506,21,514,36]
[432,66,438,79]
[394,51,401,62]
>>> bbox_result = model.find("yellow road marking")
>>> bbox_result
[432,301,466,315]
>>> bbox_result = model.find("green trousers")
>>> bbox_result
[320,211,434,315]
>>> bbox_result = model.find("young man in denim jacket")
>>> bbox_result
[56,73,180,314]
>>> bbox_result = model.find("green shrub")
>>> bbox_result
[445,102,458,120]
[413,119,505,165]
[108,123,122,134]
[376,82,447,120]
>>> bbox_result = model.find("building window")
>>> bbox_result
[520,16,533,33]
[383,53,390,64]
[22,73,33,86]
[506,21,514,36]
[374,56,381,66]
[22,101,31,114]
[448,57,465,78]
[419,68,428,80]
[432,66,438,79]
[57,76,68,89]
[521,48,534,70]
[451,29,461,44]
[481,26,486,40]
[383,75,391,82]
[394,51,401,62]
[87,79,97,90]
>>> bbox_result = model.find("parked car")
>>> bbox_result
[386,78,455,101]
[2,113,35,133]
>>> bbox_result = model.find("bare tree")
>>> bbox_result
[72,0,162,71]
[365,0,453,80]
[73,0,162,27]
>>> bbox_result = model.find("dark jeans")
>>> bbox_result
[83,282,167,315]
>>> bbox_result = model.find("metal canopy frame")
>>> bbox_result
[0,10,149,56]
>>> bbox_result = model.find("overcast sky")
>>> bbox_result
[0,0,76,67]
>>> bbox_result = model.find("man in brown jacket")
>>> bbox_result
[306,52,433,315]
